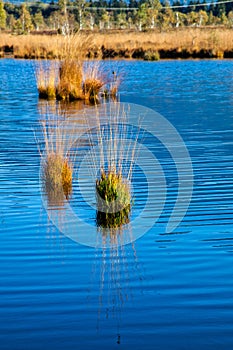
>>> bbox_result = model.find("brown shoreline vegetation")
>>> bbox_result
[1,27,233,60]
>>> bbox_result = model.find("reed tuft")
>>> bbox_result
[56,59,83,101]
[43,152,72,198]
[38,106,74,206]
[96,168,131,228]
[83,78,104,103]
[36,62,57,100]
[85,103,140,229]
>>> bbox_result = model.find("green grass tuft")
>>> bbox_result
[96,169,131,228]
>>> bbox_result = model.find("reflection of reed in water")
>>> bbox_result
[38,99,87,120]
[43,181,66,208]
[92,230,144,342]
[96,209,130,229]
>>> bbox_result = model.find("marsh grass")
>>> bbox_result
[36,61,58,100]
[101,70,120,100]
[43,152,72,201]
[85,103,140,229]
[82,62,106,103]
[36,58,114,103]
[94,27,233,57]
[38,105,75,206]
[35,33,105,102]
[83,78,104,103]
[144,50,160,61]
[55,34,91,100]
[1,28,233,59]
[0,32,92,59]
[96,169,131,228]
[37,58,84,101]
[56,59,83,100]
[35,34,110,102]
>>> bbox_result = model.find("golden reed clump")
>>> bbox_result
[37,58,114,103]
[56,59,83,101]
[38,106,75,207]
[35,33,111,103]
[43,152,72,201]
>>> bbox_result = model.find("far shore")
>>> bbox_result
[1,27,233,60]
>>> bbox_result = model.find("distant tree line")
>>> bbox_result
[0,0,233,33]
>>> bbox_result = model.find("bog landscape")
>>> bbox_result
[0,0,233,349]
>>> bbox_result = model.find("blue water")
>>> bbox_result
[0,59,233,349]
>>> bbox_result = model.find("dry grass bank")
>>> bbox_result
[1,27,233,59]
[97,27,233,59]
[0,32,93,59]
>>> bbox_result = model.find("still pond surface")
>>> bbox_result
[0,59,233,349]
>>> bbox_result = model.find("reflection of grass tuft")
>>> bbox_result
[96,209,130,229]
